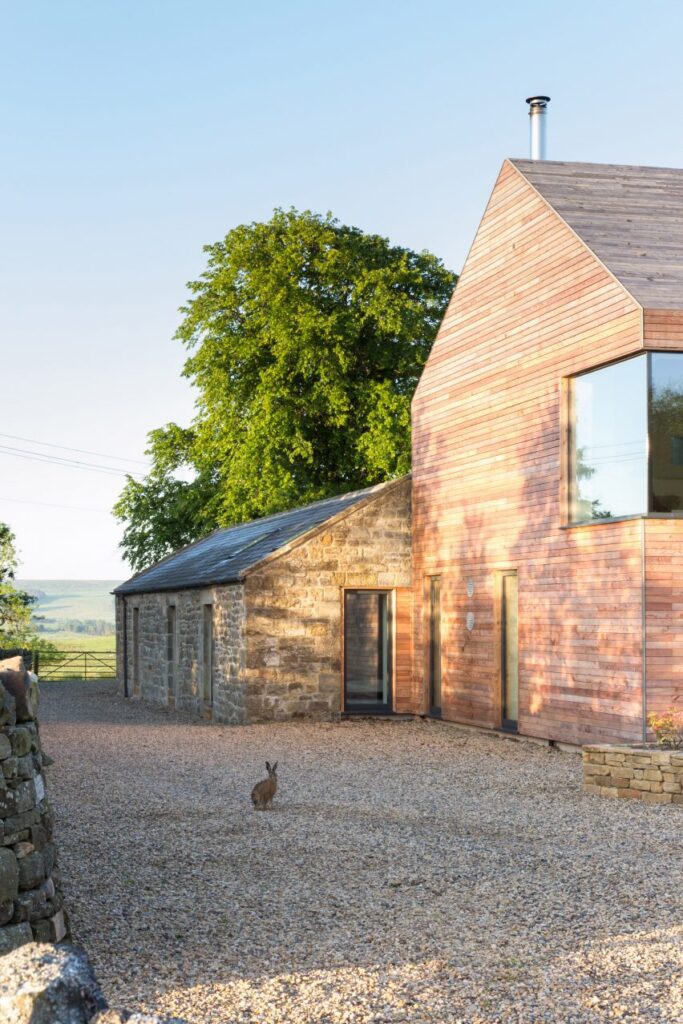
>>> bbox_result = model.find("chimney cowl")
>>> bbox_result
[526,95,550,160]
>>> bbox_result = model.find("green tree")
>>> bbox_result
[0,523,37,647]
[115,208,456,570]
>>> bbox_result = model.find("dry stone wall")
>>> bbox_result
[0,662,66,954]
[583,744,683,803]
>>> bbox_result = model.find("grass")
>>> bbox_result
[39,635,117,680]
[49,634,116,652]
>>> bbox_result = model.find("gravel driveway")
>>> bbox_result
[40,680,682,1024]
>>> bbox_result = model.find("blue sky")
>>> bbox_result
[3,0,683,578]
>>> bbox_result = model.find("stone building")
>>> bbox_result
[115,477,413,723]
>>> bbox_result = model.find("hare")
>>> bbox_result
[251,761,278,809]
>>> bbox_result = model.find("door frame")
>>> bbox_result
[497,569,519,733]
[427,575,442,718]
[166,600,178,708]
[132,606,140,698]
[341,587,395,715]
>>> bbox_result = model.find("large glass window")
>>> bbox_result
[650,354,683,513]
[570,354,648,522]
[569,352,683,523]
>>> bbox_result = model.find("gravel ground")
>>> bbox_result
[40,680,683,1024]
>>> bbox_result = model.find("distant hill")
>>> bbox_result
[16,580,123,636]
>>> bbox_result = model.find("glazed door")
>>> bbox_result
[428,576,442,716]
[343,590,393,713]
[501,571,519,732]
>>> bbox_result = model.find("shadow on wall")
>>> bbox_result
[418,393,644,744]
[508,403,644,743]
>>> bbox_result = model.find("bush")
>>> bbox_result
[647,706,683,749]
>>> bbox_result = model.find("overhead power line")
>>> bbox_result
[0,444,145,478]
[0,431,150,467]
[0,495,111,513]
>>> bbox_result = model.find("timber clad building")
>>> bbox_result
[117,157,683,745]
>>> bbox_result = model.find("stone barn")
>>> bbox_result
[115,477,413,723]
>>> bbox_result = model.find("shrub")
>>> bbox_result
[647,706,683,749]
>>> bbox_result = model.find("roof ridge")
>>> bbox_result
[510,157,683,174]
[510,156,683,307]
[505,159,641,310]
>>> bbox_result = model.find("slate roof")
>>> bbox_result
[511,159,683,309]
[115,478,404,596]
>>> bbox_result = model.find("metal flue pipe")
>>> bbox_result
[526,95,550,160]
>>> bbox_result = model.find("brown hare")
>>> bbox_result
[251,761,278,809]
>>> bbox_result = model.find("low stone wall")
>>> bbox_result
[0,662,66,953]
[583,744,683,803]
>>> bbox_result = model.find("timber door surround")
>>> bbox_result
[342,589,393,714]
[499,570,519,732]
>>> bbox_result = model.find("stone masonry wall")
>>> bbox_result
[583,744,683,804]
[0,673,67,954]
[116,585,246,724]
[115,478,411,725]
[244,477,412,721]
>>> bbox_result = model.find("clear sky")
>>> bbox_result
[3,0,683,580]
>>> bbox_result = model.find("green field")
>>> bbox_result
[50,635,116,652]
[17,579,121,621]
[16,579,122,641]
[38,634,116,680]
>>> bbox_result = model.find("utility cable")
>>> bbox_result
[0,495,111,513]
[0,445,144,478]
[0,431,150,466]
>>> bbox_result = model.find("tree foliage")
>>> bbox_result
[115,208,456,570]
[0,523,38,648]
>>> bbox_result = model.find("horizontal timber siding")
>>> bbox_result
[645,518,683,721]
[644,309,683,347]
[412,159,646,745]
[393,588,416,713]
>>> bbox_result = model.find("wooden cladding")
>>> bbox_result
[644,309,683,348]
[393,588,415,714]
[412,159,649,744]
[644,518,683,720]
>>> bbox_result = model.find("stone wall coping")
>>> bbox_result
[583,744,681,755]
[583,741,683,803]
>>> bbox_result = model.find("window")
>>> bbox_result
[650,353,683,512]
[202,604,213,705]
[568,352,683,523]
[569,354,648,523]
